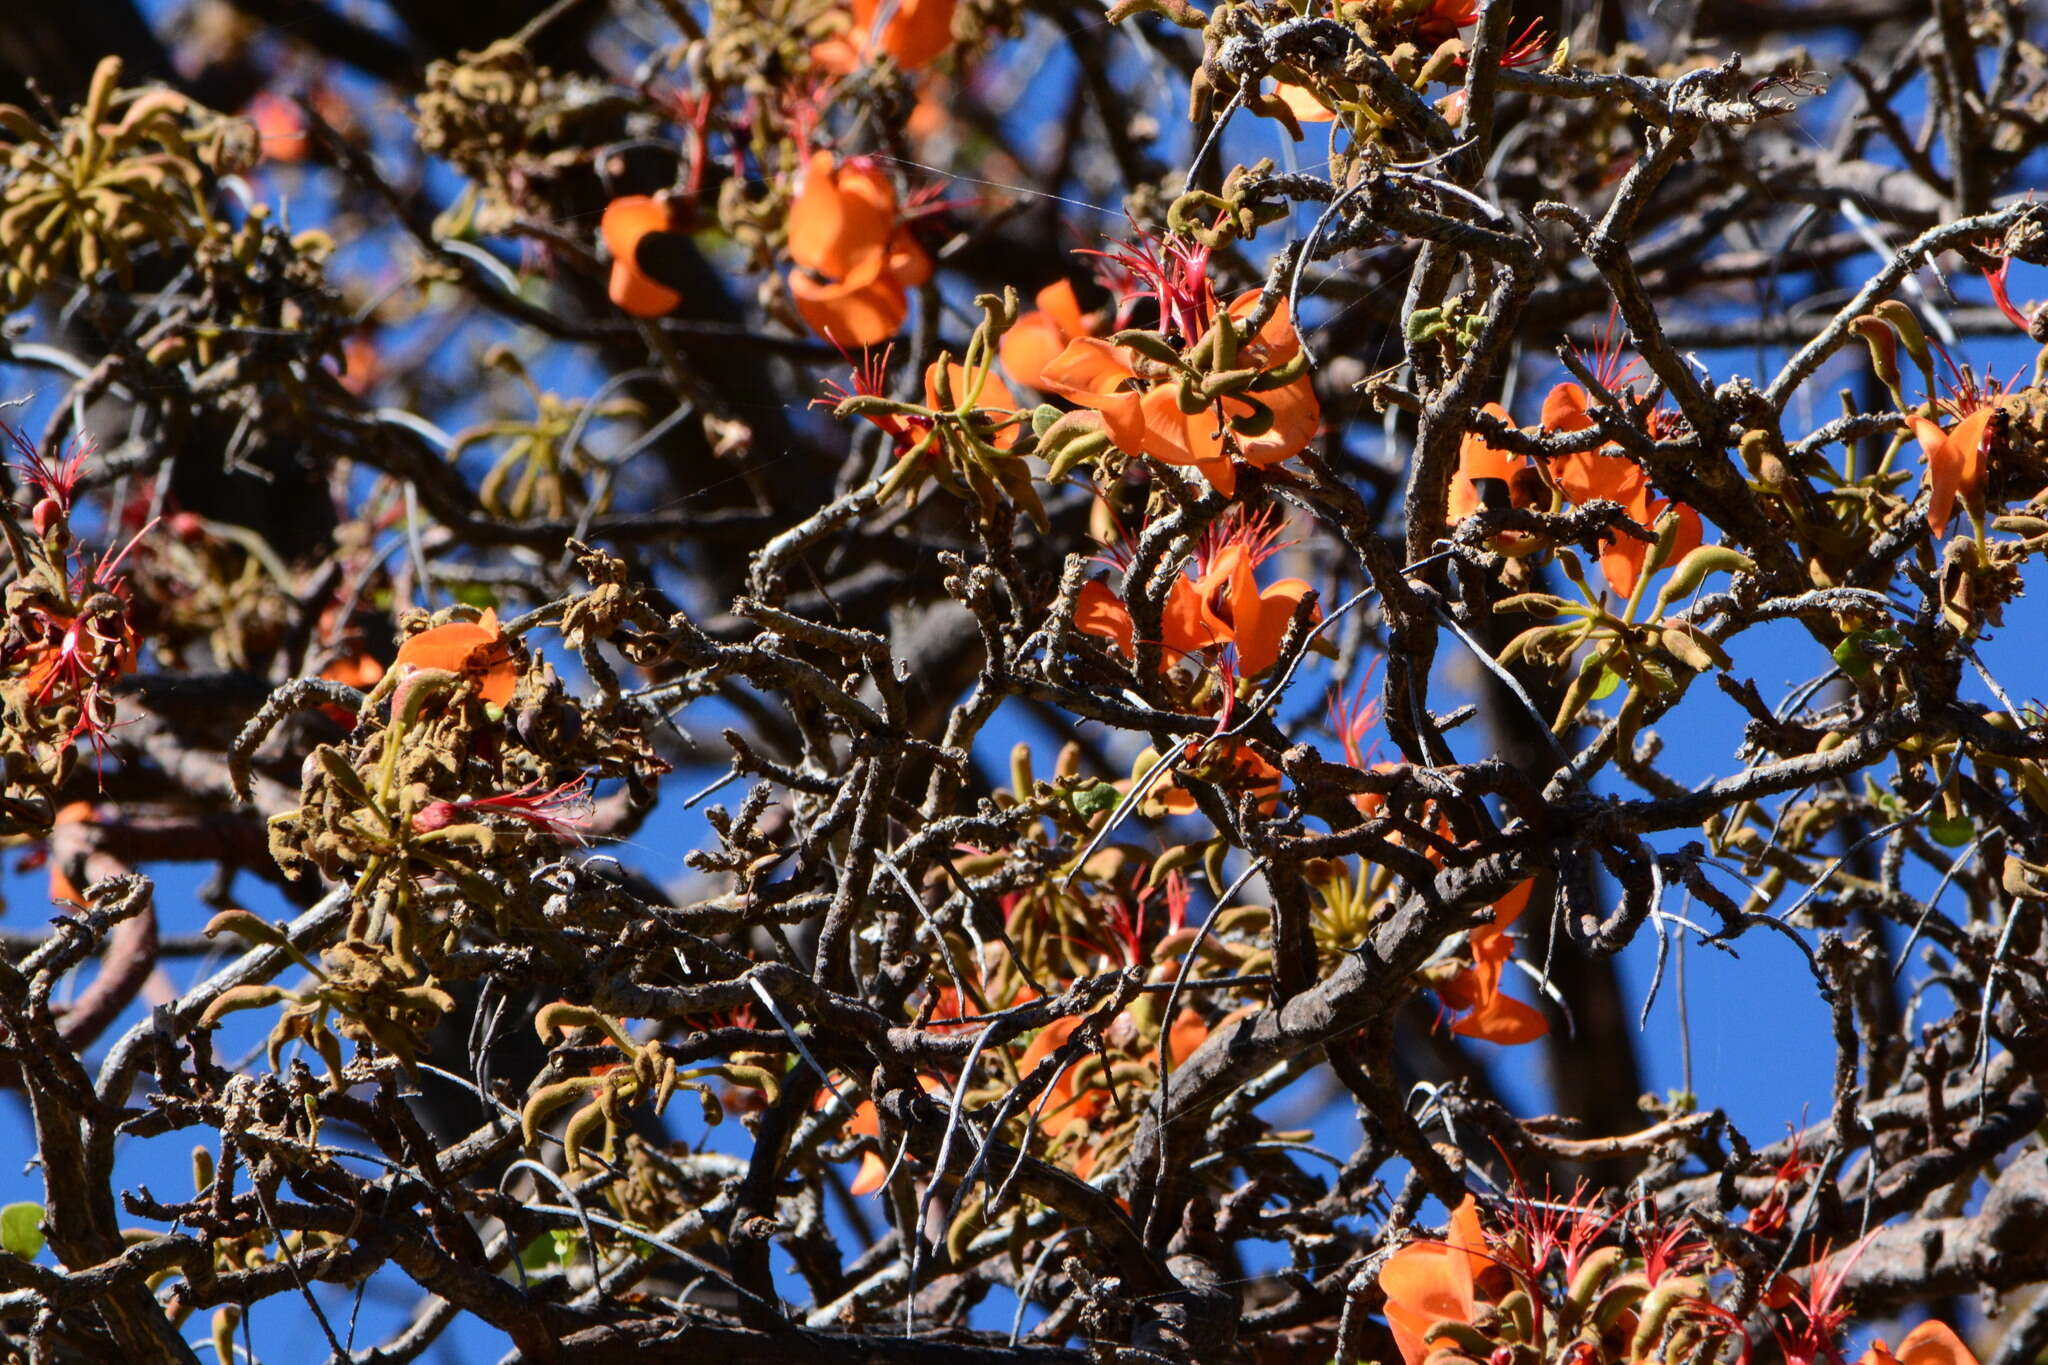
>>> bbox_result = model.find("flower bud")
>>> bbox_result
[412,801,457,834]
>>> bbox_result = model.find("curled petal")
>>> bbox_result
[1540,381,1593,433]
[1450,988,1548,1045]
[1449,402,1525,523]
[393,610,517,706]
[1001,282,1089,390]
[1915,408,1996,538]
[1597,498,1699,599]
[850,1150,890,1196]
[1271,79,1336,123]
[791,268,909,348]
[1160,575,1232,665]
[787,151,896,281]
[1074,580,1136,656]
[1038,279,1087,336]
[1040,338,1150,454]
[1379,1241,1476,1355]
[601,196,682,317]
[852,0,958,69]
[1000,311,1071,391]
[1894,1322,1979,1365]
[1232,376,1320,469]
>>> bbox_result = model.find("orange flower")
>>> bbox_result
[1597,494,1701,600]
[1148,742,1283,816]
[1074,514,1312,676]
[1220,291,1321,471]
[245,92,310,164]
[601,196,683,318]
[393,609,518,707]
[1449,401,1543,526]
[1379,1195,1491,1365]
[1000,280,1094,391]
[318,651,386,725]
[1540,381,1650,512]
[1015,1008,1208,1179]
[337,332,380,398]
[1539,379,1594,434]
[1439,880,1547,1046]
[1410,0,1479,44]
[1551,447,1648,513]
[321,652,386,691]
[787,154,897,282]
[1038,335,1154,442]
[18,610,139,701]
[1163,1007,1208,1069]
[1270,80,1336,124]
[1073,576,1230,668]
[839,1076,946,1195]
[1535,379,1705,597]
[811,0,958,74]
[786,152,931,346]
[1037,293,1318,496]
[46,800,97,907]
[1016,1015,1110,1140]
[846,1102,892,1196]
[1858,1321,1979,1365]
[1910,406,1996,539]
[1215,549,1317,678]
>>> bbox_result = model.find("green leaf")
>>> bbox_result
[1591,667,1622,701]
[1,1203,44,1260]
[1070,782,1121,817]
[1404,307,1443,343]
[1832,633,1872,678]
[1928,814,1975,847]
[518,1229,576,1273]
[448,581,499,610]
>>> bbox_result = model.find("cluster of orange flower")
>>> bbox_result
[1381,1194,1984,1365]
[597,0,959,333]
[1453,371,1701,600]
